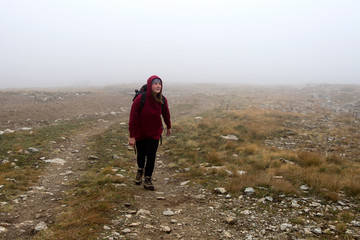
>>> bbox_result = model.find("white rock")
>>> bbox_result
[0,226,8,233]
[244,187,255,196]
[220,135,239,141]
[136,209,151,216]
[300,185,309,191]
[237,170,246,175]
[144,224,156,229]
[225,217,237,225]
[103,225,111,230]
[241,210,251,215]
[214,187,227,194]
[0,131,4,135]
[160,225,171,233]
[60,170,73,176]
[129,222,141,227]
[28,147,39,152]
[180,180,190,186]
[34,221,48,233]
[312,227,322,234]
[310,202,322,207]
[291,200,300,208]
[163,209,175,216]
[223,230,232,238]
[44,158,66,165]
[265,196,273,202]
[21,127,32,131]
[280,223,293,231]
[195,116,203,119]
[304,228,312,235]
[352,220,360,227]
[122,228,131,234]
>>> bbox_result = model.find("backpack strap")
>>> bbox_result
[139,92,146,112]
[139,94,165,113]
[161,96,165,113]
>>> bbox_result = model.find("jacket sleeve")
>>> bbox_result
[129,97,140,138]
[162,97,171,129]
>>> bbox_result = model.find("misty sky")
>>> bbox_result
[1,0,359,89]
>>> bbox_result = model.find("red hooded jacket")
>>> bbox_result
[129,75,171,140]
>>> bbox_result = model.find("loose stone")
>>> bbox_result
[163,209,175,216]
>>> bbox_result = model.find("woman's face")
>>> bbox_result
[151,82,162,94]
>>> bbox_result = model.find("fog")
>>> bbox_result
[1,0,359,89]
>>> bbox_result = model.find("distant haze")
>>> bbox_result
[1,0,359,89]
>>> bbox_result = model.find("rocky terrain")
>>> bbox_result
[98,153,360,240]
[0,84,359,240]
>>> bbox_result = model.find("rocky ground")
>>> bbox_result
[0,84,359,240]
[98,151,360,240]
[0,117,120,239]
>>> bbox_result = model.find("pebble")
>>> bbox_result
[34,221,48,233]
[160,225,171,233]
[163,209,175,216]
[223,230,232,238]
[180,180,190,186]
[312,227,322,234]
[352,221,360,227]
[214,187,227,194]
[280,223,293,231]
[129,222,141,227]
[244,187,255,196]
[136,209,151,216]
[225,217,236,225]
[122,228,131,234]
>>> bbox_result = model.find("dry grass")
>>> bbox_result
[166,109,360,200]
[33,123,136,240]
[298,151,325,167]
[244,144,259,155]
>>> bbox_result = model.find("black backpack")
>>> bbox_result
[133,84,165,112]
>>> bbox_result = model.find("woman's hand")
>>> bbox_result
[128,137,136,146]
[166,128,172,136]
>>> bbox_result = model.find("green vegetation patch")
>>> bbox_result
[0,119,91,203]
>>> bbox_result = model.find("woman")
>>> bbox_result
[128,75,171,190]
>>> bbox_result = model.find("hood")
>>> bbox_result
[146,75,163,98]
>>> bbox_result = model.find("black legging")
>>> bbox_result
[136,138,159,177]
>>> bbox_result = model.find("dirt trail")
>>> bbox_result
[0,119,119,240]
[100,148,245,240]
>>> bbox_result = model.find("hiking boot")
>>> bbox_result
[134,168,144,185]
[143,176,155,190]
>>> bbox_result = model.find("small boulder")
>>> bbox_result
[34,221,48,233]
